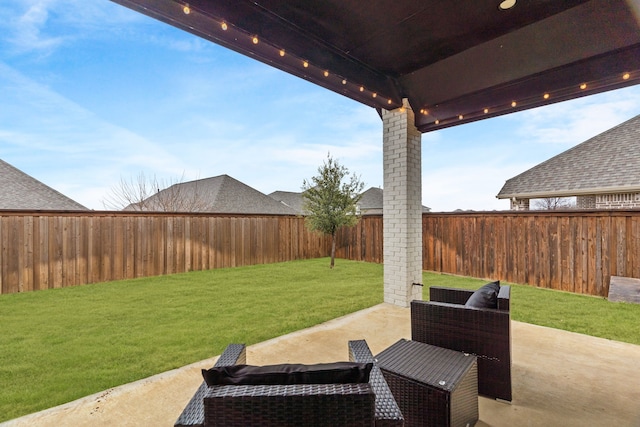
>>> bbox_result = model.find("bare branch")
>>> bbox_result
[102,172,209,212]
[532,197,576,210]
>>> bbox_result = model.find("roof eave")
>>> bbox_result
[497,185,640,200]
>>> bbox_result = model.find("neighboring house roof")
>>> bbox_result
[268,191,305,214]
[129,174,297,214]
[0,159,88,210]
[497,114,640,200]
[357,187,384,215]
[357,187,431,214]
[268,187,430,215]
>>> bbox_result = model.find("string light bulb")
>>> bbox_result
[499,0,517,10]
[414,70,640,129]
[176,12,630,115]
[191,18,396,110]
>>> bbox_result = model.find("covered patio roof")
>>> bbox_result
[110,0,640,131]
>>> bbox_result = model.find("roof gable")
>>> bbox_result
[497,114,640,199]
[135,175,297,214]
[0,159,88,210]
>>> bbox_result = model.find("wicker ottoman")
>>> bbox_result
[375,339,478,427]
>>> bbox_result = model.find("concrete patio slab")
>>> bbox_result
[3,303,640,426]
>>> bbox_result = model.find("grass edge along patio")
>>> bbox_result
[2,257,640,423]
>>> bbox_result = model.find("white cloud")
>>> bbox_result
[514,87,640,146]
[0,62,191,208]
[4,0,65,54]
[1,0,162,55]
[423,156,527,212]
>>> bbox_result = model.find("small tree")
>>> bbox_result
[302,154,365,268]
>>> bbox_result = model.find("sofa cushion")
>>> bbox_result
[202,362,373,386]
[465,281,501,309]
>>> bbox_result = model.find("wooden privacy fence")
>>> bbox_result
[3,210,639,297]
[0,211,329,294]
[335,210,640,297]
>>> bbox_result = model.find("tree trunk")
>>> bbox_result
[330,233,336,269]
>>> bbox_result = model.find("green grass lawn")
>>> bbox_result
[0,258,382,422]
[1,259,640,422]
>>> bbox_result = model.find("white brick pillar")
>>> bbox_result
[382,99,423,307]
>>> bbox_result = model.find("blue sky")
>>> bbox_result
[1,1,639,212]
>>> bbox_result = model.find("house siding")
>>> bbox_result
[596,192,640,209]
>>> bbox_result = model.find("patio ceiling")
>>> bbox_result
[110,0,640,132]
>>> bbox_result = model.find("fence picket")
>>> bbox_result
[2,210,640,297]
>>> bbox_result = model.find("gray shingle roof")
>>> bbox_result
[358,187,384,214]
[357,187,430,214]
[268,191,305,214]
[497,114,640,199]
[0,159,88,210]
[269,187,430,215]
[132,174,297,214]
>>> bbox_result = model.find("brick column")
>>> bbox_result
[382,100,423,307]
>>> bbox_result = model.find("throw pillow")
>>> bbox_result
[202,361,373,386]
[465,280,500,309]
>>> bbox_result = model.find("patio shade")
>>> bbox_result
[109,0,640,132]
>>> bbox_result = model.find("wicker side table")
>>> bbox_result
[375,339,478,427]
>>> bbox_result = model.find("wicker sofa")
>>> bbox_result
[348,340,404,426]
[411,285,512,402]
[175,344,247,427]
[175,343,385,427]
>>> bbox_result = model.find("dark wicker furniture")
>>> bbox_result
[175,344,247,427]
[411,285,512,402]
[176,343,382,427]
[348,340,405,426]
[204,382,374,426]
[375,339,478,427]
